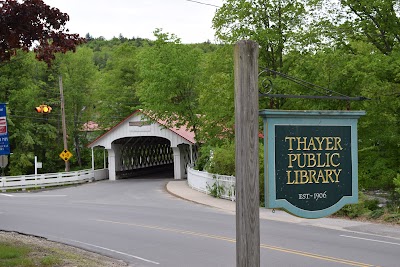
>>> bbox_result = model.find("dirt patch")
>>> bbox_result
[0,231,129,267]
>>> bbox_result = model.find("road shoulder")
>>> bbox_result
[166,180,400,239]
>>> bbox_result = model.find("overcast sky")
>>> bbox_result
[44,0,224,43]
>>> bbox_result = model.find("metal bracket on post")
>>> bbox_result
[258,67,370,109]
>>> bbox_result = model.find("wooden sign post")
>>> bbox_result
[234,40,260,267]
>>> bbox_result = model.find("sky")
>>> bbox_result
[44,0,224,44]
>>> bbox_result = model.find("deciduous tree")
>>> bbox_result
[0,0,85,66]
[213,0,308,70]
[340,0,400,54]
[136,30,202,134]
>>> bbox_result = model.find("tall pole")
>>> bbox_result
[91,147,95,179]
[34,156,37,175]
[234,40,260,267]
[59,75,70,172]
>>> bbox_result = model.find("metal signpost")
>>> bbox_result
[260,110,365,218]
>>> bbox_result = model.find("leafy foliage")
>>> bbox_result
[93,43,140,128]
[340,0,400,54]
[395,174,400,195]
[136,30,202,133]
[206,142,235,176]
[206,176,225,198]
[334,192,370,218]
[213,0,312,69]
[197,45,235,145]
[0,0,85,66]
[56,47,99,167]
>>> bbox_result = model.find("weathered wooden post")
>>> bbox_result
[59,75,70,172]
[234,40,260,267]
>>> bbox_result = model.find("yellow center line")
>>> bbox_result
[95,219,375,267]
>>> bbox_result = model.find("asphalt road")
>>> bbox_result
[1,176,399,267]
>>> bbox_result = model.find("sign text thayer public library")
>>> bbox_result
[285,136,343,185]
[275,126,352,212]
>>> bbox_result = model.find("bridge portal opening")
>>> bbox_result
[114,136,174,179]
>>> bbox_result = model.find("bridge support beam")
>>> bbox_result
[108,144,122,181]
[172,146,185,180]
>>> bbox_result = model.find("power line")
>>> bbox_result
[184,0,220,8]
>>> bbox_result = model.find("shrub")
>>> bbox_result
[206,175,225,198]
[363,198,380,211]
[359,153,398,190]
[335,202,367,219]
[367,209,384,219]
[394,173,400,195]
[194,145,213,171]
[196,141,265,205]
[383,213,400,223]
[206,142,235,176]
[334,192,368,218]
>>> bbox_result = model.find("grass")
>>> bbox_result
[0,241,62,267]
[0,232,127,267]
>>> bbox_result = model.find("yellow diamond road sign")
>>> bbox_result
[59,149,72,162]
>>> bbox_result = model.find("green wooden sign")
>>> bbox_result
[260,110,365,219]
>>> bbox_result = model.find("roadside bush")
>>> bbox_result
[334,190,399,224]
[363,198,380,211]
[368,209,384,219]
[386,190,400,214]
[383,213,400,224]
[194,145,213,171]
[394,173,400,195]
[335,203,367,219]
[198,141,266,204]
[206,175,225,198]
[359,148,399,190]
[334,192,369,219]
[206,142,235,176]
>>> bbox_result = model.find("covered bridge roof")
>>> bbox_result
[87,110,196,149]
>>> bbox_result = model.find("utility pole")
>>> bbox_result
[234,40,260,267]
[59,75,70,172]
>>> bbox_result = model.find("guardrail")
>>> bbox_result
[187,166,236,201]
[1,169,108,192]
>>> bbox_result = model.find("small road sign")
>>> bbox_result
[59,149,73,162]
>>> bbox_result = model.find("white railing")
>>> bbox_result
[93,169,108,181]
[1,168,108,191]
[187,166,236,201]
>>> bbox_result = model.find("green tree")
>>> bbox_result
[93,43,140,128]
[197,45,235,145]
[136,30,202,134]
[56,47,98,168]
[213,0,308,69]
[340,0,400,54]
[0,52,59,175]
